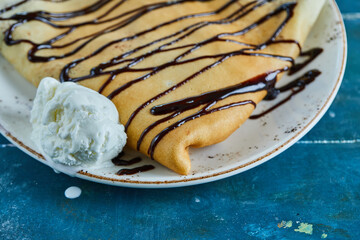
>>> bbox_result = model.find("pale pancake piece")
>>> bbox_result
[0,0,325,174]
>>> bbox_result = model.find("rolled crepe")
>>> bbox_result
[0,0,325,174]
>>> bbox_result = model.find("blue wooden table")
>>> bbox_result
[1,1,359,239]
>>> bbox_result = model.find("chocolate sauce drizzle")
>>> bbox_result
[288,48,323,76]
[250,69,322,119]
[111,152,142,166]
[0,1,323,159]
[116,165,155,176]
[0,1,27,15]
[111,151,155,175]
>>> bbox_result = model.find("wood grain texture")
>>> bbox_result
[0,0,360,239]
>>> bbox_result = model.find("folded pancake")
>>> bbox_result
[0,0,325,174]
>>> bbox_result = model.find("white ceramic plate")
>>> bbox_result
[0,0,346,188]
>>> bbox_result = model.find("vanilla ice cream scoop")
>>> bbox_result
[30,77,127,167]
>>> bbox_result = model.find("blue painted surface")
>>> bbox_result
[1,1,360,239]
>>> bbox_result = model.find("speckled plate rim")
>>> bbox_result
[0,0,347,188]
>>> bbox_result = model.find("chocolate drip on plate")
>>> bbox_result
[112,152,142,166]
[289,48,323,75]
[250,69,322,119]
[116,165,155,176]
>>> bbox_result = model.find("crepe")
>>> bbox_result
[0,0,325,174]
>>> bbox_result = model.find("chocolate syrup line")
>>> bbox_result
[250,69,321,119]
[23,0,120,24]
[3,0,113,22]
[288,48,323,75]
[0,0,112,27]
[112,157,142,166]
[137,111,182,151]
[112,151,143,167]
[0,0,27,15]
[111,151,153,174]
[36,0,110,20]
[116,165,155,176]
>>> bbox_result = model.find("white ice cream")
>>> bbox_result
[30,77,127,167]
